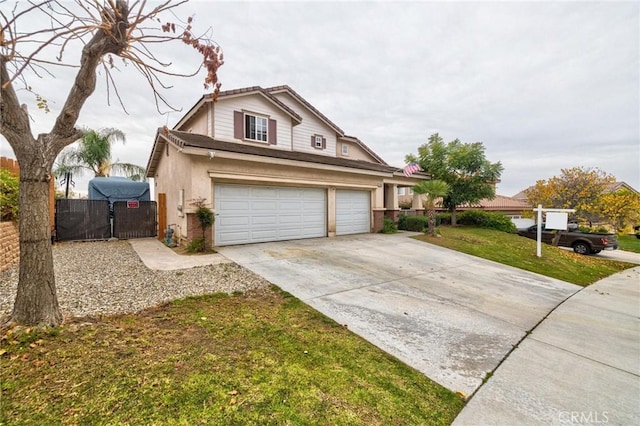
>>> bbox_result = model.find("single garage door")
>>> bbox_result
[214,184,326,246]
[336,189,370,235]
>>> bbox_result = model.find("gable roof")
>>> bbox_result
[340,135,388,165]
[146,129,427,178]
[173,86,303,131]
[264,85,344,136]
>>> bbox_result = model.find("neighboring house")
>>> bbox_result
[146,85,428,246]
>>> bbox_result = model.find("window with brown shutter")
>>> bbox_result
[233,111,243,139]
[268,119,277,145]
[312,135,324,149]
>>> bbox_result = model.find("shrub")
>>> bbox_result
[189,197,214,252]
[398,214,408,230]
[187,237,205,253]
[0,169,19,221]
[457,210,516,233]
[436,213,451,226]
[399,215,429,232]
[398,200,413,209]
[380,216,397,234]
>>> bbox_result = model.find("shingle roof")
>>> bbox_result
[160,129,407,174]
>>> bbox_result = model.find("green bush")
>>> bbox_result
[380,216,397,234]
[436,213,451,226]
[187,237,205,253]
[398,214,408,230]
[398,215,429,232]
[457,210,516,233]
[0,169,19,221]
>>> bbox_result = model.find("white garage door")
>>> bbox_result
[214,184,326,246]
[336,190,371,235]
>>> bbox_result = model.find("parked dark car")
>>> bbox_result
[517,224,618,255]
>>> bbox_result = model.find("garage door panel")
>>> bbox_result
[336,190,370,235]
[215,184,326,246]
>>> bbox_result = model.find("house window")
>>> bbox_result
[311,134,326,150]
[245,114,268,142]
[342,144,349,155]
[397,187,405,196]
[408,187,413,195]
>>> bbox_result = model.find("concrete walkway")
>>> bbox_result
[453,266,640,425]
[129,238,232,270]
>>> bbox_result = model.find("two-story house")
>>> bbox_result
[146,85,428,246]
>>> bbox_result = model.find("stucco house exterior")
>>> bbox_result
[146,85,428,246]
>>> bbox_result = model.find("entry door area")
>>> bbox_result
[214,184,327,246]
[336,189,371,235]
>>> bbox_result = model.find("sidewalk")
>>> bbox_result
[129,238,232,271]
[453,266,640,425]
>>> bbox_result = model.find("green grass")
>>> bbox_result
[618,234,640,253]
[1,287,463,425]
[414,226,636,286]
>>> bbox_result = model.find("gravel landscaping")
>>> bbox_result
[0,240,271,320]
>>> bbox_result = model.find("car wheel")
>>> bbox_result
[573,242,590,255]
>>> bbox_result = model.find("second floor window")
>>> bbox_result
[315,135,323,148]
[245,114,268,142]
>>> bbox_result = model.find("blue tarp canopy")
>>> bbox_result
[88,177,150,205]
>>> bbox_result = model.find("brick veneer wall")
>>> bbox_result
[185,213,213,249]
[0,221,19,271]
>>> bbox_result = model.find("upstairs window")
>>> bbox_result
[234,110,277,145]
[245,114,268,142]
[311,134,327,150]
[342,144,349,155]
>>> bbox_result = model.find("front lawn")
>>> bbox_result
[414,227,636,286]
[0,287,463,425]
[617,234,640,253]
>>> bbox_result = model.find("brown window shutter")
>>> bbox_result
[233,111,243,139]
[311,135,315,147]
[268,119,277,145]
[322,137,327,149]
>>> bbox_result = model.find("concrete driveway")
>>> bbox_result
[219,232,579,397]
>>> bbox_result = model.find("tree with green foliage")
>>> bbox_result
[54,128,147,181]
[406,133,503,226]
[188,197,215,252]
[524,167,616,226]
[413,179,450,236]
[0,169,19,221]
[1,0,223,326]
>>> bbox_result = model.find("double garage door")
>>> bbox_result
[214,184,370,246]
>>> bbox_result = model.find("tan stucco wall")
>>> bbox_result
[337,140,379,162]
[177,106,208,136]
[153,142,193,242]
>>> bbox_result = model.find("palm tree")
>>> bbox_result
[54,128,146,181]
[413,180,450,236]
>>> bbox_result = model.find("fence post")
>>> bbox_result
[157,193,167,242]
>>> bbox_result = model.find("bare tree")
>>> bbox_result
[0,0,223,326]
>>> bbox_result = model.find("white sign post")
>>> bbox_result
[532,205,576,257]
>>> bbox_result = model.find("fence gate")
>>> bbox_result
[112,201,157,239]
[55,199,110,241]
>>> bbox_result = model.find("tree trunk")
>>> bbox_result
[451,208,458,226]
[427,208,437,236]
[11,162,62,326]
